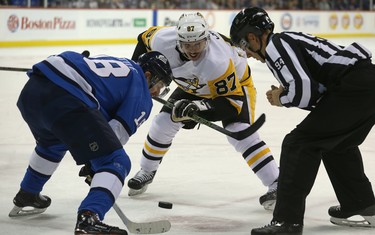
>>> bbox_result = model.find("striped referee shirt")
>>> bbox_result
[265,31,372,109]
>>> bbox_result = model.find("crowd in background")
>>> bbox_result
[0,0,373,10]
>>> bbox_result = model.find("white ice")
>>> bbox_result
[0,38,374,235]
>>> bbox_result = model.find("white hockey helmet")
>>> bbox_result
[176,12,209,43]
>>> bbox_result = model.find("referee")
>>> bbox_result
[230,7,375,235]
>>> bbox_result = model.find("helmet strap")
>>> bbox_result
[255,37,265,61]
[148,75,157,89]
[243,35,265,60]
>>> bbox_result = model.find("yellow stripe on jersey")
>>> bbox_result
[239,65,252,85]
[144,142,168,155]
[207,59,243,98]
[226,98,243,114]
[141,26,170,52]
[242,80,257,123]
[247,148,271,166]
[238,66,256,123]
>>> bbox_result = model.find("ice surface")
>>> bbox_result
[0,38,374,234]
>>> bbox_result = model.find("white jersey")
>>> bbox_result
[141,26,253,107]
[136,27,279,194]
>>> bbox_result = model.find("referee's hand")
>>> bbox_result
[266,85,283,107]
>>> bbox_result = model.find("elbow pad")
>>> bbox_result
[108,119,130,145]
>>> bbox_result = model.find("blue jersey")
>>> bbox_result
[29,51,153,136]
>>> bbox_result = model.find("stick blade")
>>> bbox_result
[126,220,171,234]
[112,202,171,234]
[233,113,266,140]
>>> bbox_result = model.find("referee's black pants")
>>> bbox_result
[273,61,375,224]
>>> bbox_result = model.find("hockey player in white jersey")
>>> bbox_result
[128,12,279,210]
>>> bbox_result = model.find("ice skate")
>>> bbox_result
[75,210,128,234]
[259,188,277,211]
[259,180,277,211]
[329,204,375,228]
[9,189,51,217]
[251,220,303,235]
[127,169,156,196]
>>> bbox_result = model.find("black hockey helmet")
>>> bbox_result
[230,7,274,47]
[137,51,173,97]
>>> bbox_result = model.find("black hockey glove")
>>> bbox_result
[78,163,94,186]
[171,99,211,122]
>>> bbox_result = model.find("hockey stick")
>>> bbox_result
[152,96,265,140]
[0,51,90,73]
[8,200,173,235]
[0,66,265,139]
[78,166,172,234]
[0,66,30,72]
[112,202,171,234]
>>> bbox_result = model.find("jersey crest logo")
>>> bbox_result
[174,76,206,94]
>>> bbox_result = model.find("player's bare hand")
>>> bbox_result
[266,85,283,107]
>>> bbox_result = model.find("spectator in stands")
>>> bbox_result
[334,0,350,9]
[318,0,331,10]
[0,0,9,5]
[206,0,220,9]
[348,0,361,9]
[259,0,277,10]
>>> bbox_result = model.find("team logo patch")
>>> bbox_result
[89,142,99,152]
[174,76,206,94]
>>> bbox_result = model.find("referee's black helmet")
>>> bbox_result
[230,7,274,47]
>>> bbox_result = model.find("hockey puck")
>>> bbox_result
[158,201,173,209]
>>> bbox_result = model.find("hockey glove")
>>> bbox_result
[171,99,211,122]
[266,85,284,107]
[78,163,94,186]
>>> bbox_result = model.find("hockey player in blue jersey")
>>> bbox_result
[9,50,172,235]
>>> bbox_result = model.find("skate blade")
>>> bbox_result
[330,215,375,228]
[262,199,276,211]
[9,205,47,217]
[128,185,149,197]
